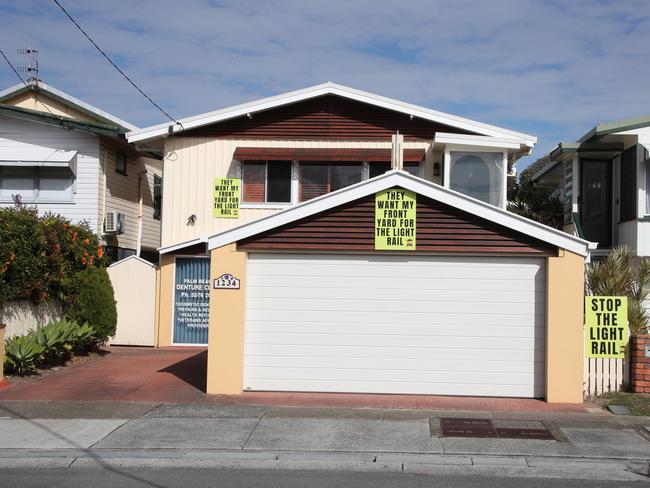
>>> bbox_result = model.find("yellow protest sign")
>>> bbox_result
[585,296,629,358]
[213,178,240,218]
[375,188,416,250]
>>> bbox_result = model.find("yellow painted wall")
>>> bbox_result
[206,243,247,394]
[157,253,175,347]
[99,138,162,252]
[161,137,433,247]
[546,250,585,403]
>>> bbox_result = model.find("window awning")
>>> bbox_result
[233,147,425,162]
[0,148,78,169]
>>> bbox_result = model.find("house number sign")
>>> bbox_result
[214,273,240,289]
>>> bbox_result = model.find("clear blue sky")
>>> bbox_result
[1,0,649,170]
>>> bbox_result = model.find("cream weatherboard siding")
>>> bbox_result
[243,253,546,398]
[2,91,97,122]
[0,116,100,232]
[161,137,435,247]
[100,139,162,252]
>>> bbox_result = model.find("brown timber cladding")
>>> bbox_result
[181,95,476,141]
[238,194,556,254]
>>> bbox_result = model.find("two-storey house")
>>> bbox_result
[0,81,162,262]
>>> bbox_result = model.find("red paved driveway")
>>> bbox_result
[0,346,588,413]
[0,346,208,403]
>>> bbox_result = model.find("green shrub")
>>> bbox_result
[0,205,108,307]
[4,335,45,375]
[4,319,97,375]
[0,206,48,304]
[73,323,97,352]
[31,319,80,366]
[586,246,650,335]
[66,267,117,342]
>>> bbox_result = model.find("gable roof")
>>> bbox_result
[207,170,594,257]
[578,114,650,143]
[0,81,137,131]
[0,103,124,137]
[127,82,536,148]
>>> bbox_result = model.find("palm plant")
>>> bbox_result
[585,247,650,335]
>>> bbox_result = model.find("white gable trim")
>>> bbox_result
[207,170,593,257]
[127,82,536,147]
[433,132,522,150]
[159,236,208,255]
[108,254,156,268]
[0,82,137,131]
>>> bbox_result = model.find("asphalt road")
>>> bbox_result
[0,468,646,488]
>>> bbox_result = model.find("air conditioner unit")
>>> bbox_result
[104,211,124,234]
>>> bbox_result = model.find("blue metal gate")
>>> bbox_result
[173,257,210,345]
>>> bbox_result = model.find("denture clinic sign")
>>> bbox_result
[213,178,240,218]
[375,188,416,250]
[585,296,629,358]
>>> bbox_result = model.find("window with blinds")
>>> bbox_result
[242,161,291,203]
[299,163,362,202]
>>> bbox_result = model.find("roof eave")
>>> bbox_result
[0,81,138,131]
[0,103,123,137]
[127,82,537,146]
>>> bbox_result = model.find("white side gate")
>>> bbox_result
[107,255,157,346]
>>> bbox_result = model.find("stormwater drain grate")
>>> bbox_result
[440,418,555,440]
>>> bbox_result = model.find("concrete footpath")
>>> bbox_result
[1,401,650,482]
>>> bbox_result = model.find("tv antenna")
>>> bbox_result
[16,47,39,85]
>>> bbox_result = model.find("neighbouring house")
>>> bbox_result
[527,115,650,257]
[0,80,162,263]
[127,82,593,403]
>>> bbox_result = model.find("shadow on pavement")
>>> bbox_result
[158,350,207,393]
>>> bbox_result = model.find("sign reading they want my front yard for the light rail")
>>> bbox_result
[213,178,240,218]
[375,188,416,250]
[585,296,629,358]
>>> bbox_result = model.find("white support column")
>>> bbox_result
[291,160,299,205]
[501,151,508,209]
[571,154,579,215]
[443,148,451,188]
[637,144,647,219]
[391,133,404,170]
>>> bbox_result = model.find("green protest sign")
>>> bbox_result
[585,296,629,358]
[375,188,416,250]
[213,178,240,218]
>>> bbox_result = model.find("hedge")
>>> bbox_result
[0,205,109,306]
[1,205,117,350]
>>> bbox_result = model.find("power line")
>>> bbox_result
[0,49,25,85]
[51,0,183,129]
[0,48,64,121]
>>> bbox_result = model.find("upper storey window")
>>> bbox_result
[449,152,504,207]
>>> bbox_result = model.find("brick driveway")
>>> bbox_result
[0,346,588,412]
[0,346,208,403]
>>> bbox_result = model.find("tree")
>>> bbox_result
[508,175,563,230]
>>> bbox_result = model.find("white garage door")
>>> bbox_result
[244,254,546,398]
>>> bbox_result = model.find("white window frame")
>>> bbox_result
[237,158,422,208]
[0,166,74,204]
[239,160,294,209]
[442,145,508,209]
